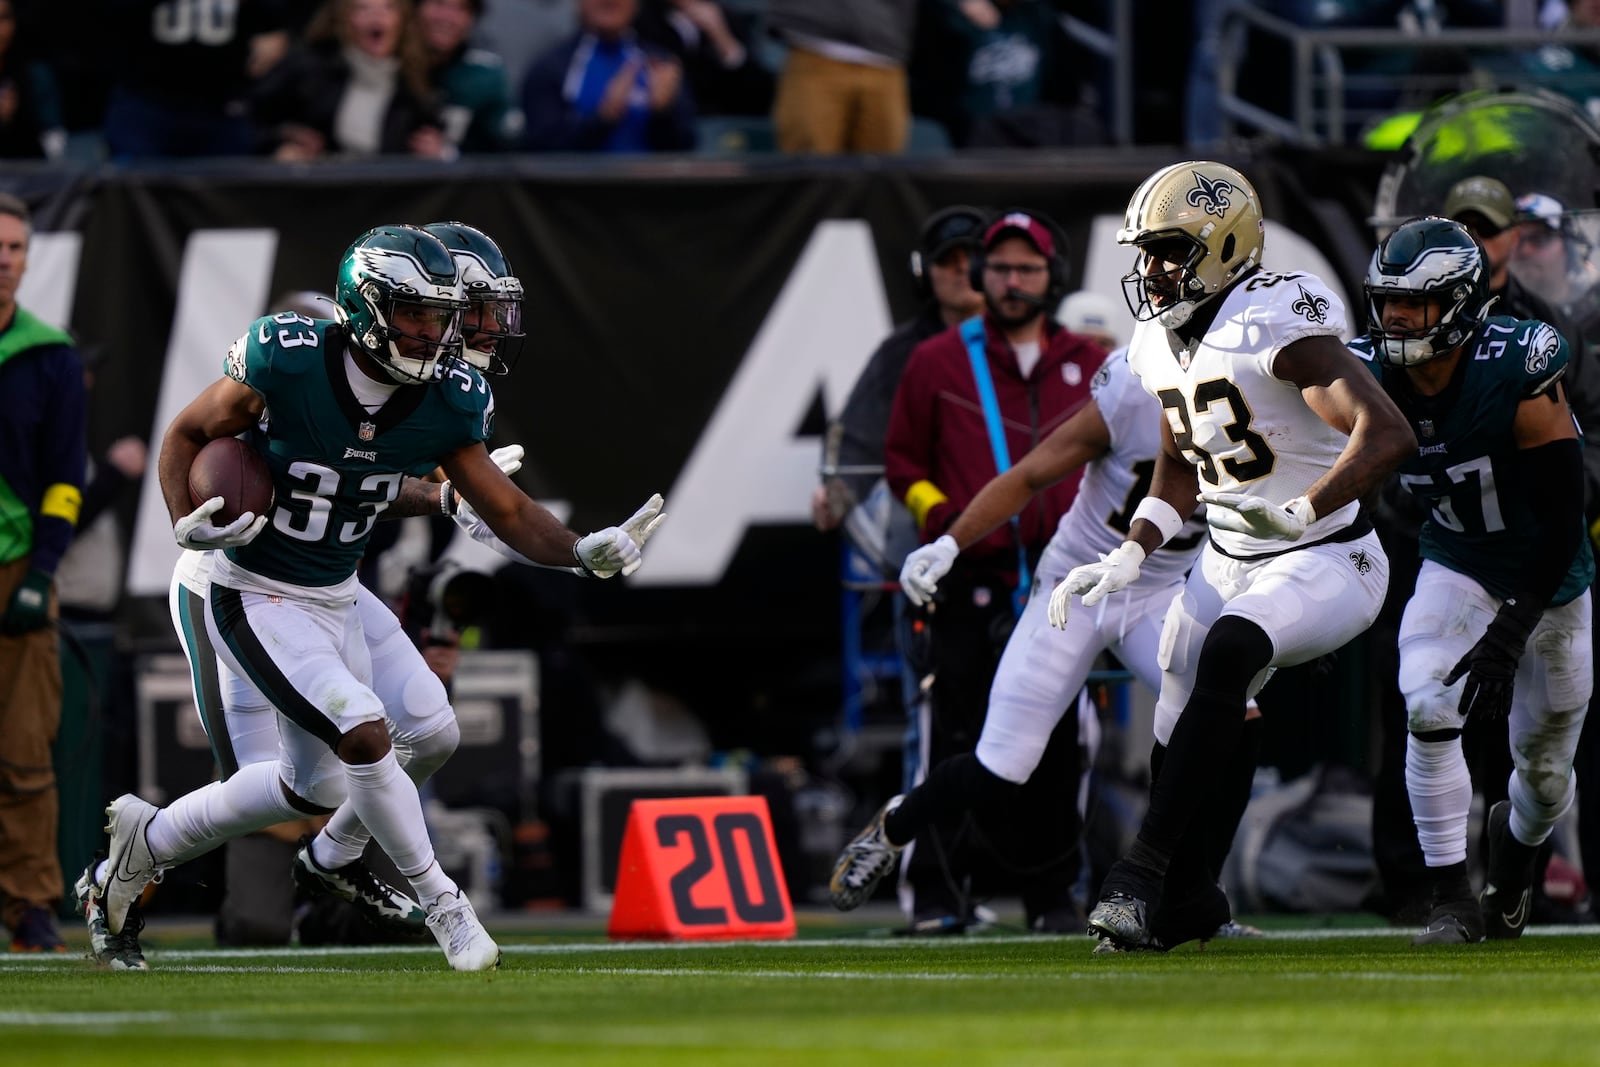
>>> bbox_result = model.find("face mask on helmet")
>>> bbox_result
[337,226,467,384]
[1364,216,1494,367]
[454,258,525,376]
[1117,161,1266,329]
[423,221,527,377]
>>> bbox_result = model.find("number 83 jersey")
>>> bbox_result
[1127,269,1358,558]
[1351,315,1594,606]
[220,313,493,589]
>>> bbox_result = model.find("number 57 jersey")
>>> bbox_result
[1126,269,1358,558]
[1351,316,1594,605]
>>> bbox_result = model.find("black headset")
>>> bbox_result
[909,205,987,299]
[968,208,1072,312]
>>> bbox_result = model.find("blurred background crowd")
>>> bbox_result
[0,0,1598,164]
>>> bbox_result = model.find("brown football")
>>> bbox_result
[188,437,274,525]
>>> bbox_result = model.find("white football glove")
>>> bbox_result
[617,493,667,576]
[574,526,642,579]
[488,444,524,478]
[1199,491,1315,541]
[1048,541,1146,629]
[900,535,959,607]
[174,496,267,551]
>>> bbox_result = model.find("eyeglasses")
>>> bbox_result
[984,262,1047,279]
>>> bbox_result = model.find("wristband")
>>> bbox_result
[439,480,456,517]
[1131,497,1184,546]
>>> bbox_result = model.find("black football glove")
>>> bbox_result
[1443,598,1541,721]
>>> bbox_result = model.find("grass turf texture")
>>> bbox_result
[5,929,1600,1066]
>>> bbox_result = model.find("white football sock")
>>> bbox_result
[313,726,458,869]
[341,749,457,904]
[1508,767,1576,847]
[1406,734,1472,867]
[145,761,302,865]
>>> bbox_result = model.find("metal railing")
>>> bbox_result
[1216,5,1600,146]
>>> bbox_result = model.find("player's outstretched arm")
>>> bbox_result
[1275,334,1415,517]
[441,443,666,577]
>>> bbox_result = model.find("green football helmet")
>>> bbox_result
[334,224,467,383]
[424,221,525,376]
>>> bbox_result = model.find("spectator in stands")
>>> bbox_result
[634,0,774,117]
[253,0,452,161]
[521,0,696,153]
[0,0,62,160]
[471,0,574,103]
[1503,0,1600,119]
[909,0,1094,148]
[104,0,286,160]
[418,0,517,152]
[767,0,915,154]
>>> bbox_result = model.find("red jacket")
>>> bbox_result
[885,313,1105,571]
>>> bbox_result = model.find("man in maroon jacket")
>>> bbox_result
[882,210,1106,931]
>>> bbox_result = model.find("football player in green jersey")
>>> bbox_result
[1353,216,1594,945]
[83,224,664,972]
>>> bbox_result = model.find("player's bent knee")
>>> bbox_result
[336,719,393,764]
[402,717,459,784]
[1406,693,1463,736]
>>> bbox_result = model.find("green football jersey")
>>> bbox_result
[220,312,494,587]
[1352,315,1594,605]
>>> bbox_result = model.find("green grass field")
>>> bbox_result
[6,924,1600,1066]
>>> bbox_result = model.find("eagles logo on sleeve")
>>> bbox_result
[1526,323,1560,377]
[1091,361,1112,391]
[225,336,248,382]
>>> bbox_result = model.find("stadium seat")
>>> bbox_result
[696,115,777,154]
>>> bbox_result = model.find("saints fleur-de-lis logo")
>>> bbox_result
[1292,283,1330,324]
[1349,550,1373,575]
[1187,170,1235,218]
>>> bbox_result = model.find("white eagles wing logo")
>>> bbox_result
[1291,283,1330,324]
[352,248,426,295]
[1187,171,1235,218]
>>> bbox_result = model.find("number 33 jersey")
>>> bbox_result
[1126,269,1356,558]
[219,314,493,589]
[1351,316,1593,606]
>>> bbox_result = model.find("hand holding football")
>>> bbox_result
[188,437,274,525]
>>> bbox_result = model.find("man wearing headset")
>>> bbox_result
[869,210,1106,932]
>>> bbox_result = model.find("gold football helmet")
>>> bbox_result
[1117,160,1265,328]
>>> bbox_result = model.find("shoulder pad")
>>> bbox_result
[1244,272,1347,339]
[1478,318,1569,398]
[437,361,495,414]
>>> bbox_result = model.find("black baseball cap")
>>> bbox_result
[920,206,986,262]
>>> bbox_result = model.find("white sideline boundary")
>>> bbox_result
[4,924,1599,965]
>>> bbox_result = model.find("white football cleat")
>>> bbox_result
[426,892,502,971]
[102,794,164,936]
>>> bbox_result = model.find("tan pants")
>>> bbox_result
[0,556,63,924]
[772,47,909,155]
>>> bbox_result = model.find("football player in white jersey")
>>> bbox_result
[1051,161,1415,951]
[829,346,1224,939]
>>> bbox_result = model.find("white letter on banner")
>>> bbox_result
[128,229,278,595]
[630,219,892,586]
[15,232,82,329]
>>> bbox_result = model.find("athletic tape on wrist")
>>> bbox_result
[1131,497,1184,546]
